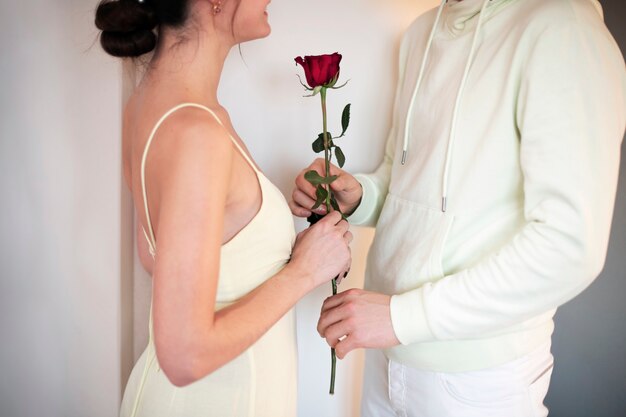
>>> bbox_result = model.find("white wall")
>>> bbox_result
[0,1,133,416]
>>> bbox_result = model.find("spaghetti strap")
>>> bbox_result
[140,102,259,256]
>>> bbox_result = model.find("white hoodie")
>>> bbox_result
[349,0,626,372]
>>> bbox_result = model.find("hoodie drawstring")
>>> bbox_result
[401,0,492,213]
[402,0,447,166]
[441,0,491,212]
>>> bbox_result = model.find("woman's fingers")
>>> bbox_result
[336,264,351,285]
[335,229,353,285]
[290,203,353,286]
[319,210,342,226]
[344,231,354,247]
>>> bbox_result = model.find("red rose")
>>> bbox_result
[295,53,342,89]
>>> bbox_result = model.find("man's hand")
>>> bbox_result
[317,288,400,359]
[289,158,363,218]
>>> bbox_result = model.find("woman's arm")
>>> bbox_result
[145,111,351,387]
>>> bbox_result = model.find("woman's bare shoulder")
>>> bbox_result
[138,105,236,208]
[146,106,234,170]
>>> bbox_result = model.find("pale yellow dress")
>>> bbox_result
[119,103,298,417]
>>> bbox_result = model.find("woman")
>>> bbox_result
[94,0,353,416]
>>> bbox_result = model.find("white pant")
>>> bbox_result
[361,342,554,417]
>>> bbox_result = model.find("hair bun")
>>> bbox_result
[95,0,159,57]
[96,0,158,32]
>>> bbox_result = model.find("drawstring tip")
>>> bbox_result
[442,197,447,213]
[401,150,407,165]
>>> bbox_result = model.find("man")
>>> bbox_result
[290,0,626,415]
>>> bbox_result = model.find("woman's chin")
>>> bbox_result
[260,18,271,38]
[261,25,272,38]
[239,27,271,43]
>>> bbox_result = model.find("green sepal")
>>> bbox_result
[335,146,346,168]
[329,79,350,90]
[304,86,323,98]
[296,74,313,91]
[305,170,338,186]
[312,132,333,153]
[325,74,340,88]
[312,134,325,153]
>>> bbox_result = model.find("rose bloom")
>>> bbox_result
[295,53,342,88]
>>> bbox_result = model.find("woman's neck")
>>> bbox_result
[144,9,234,106]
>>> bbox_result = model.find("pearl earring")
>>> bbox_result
[212,1,222,15]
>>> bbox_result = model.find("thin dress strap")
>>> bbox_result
[140,102,259,257]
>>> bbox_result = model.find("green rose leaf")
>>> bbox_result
[312,134,325,153]
[341,104,351,136]
[330,195,348,220]
[335,146,346,168]
[305,170,338,186]
[313,132,334,153]
[311,185,329,210]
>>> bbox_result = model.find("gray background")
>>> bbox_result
[546,1,626,416]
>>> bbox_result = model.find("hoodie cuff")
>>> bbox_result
[390,288,435,345]
[347,174,380,226]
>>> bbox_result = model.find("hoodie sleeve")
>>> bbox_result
[348,140,395,227]
[348,28,414,227]
[390,18,626,344]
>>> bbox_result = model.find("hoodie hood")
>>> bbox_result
[445,0,513,36]
[401,0,512,212]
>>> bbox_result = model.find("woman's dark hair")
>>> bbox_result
[95,0,190,58]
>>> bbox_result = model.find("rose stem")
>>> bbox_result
[320,86,337,395]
